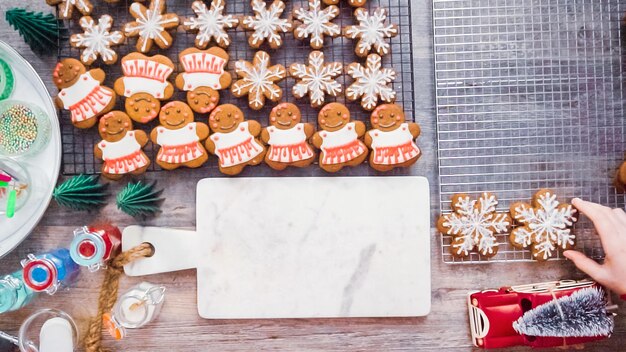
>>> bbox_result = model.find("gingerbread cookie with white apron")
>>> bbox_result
[53,58,116,129]
[364,103,421,172]
[151,101,210,170]
[311,102,368,173]
[205,104,266,176]
[261,103,315,170]
[94,111,151,180]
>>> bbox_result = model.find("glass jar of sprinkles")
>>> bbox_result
[0,100,50,157]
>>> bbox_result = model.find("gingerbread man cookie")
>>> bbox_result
[205,104,266,176]
[124,0,180,53]
[509,189,578,261]
[343,8,398,58]
[94,111,150,180]
[311,103,368,172]
[364,104,420,172]
[437,193,511,258]
[70,15,125,65]
[322,0,366,7]
[242,0,293,49]
[293,0,340,49]
[175,47,231,114]
[261,103,315,170]
[183,0,239,49]
[47,0,93,20]
[346,53,397,111]
[289,51,342,108]
[53,58,116,129]
[150,101,210,170]
[231,51,286,110]
[114,53,175,123]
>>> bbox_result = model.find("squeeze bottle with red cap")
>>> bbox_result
[21,248,80,295]
[69,225,122,271]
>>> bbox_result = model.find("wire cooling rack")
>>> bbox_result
[434,0,626,263]
[56,0,415,176]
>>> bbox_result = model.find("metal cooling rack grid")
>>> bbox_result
[433,0,626,263]
[56,0,415,176]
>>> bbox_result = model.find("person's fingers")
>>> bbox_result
[572,198,612,222]
[563,250,607,283]
[572,198,618,245]
[611,207,626,226]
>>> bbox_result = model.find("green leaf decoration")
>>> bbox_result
[53,174,109,211]
[5,8,66,54]
[116,181,163,218]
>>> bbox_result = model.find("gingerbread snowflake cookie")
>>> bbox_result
[70,15,124,65]
[322,0,366,7]
[242,0,292,49]
[124,0,180,53]
[183,0,239,49]
[231,51,286,110]
[293,0,341,49]
[509,189,578,261]
[289,51,342,108]
[343,8,398,57]
[346,53,396,111]
[47,0,93,19]
[437,193,511,258]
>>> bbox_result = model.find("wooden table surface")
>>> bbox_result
[0,1,624,351]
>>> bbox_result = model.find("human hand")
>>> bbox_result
[563,198,626,295]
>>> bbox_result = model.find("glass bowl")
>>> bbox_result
[0,100,51,157]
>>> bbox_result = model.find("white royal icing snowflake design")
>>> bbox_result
[47,0,93,20]
[346,53,396,111]
[231,51,286,110]
[124,0,180,53]
[290,51,342,108]
[343,8,398,57]
[184,0,239,48]
[440,193,510,257]
[70,15,124,65]
[242,0,292,49]
[293,0,340,49]
[510,190,578,261]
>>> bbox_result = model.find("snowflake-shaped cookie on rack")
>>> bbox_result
[343,8,398,57]
[242,0,293,49]
[183,0,239,49]
[346,53,396,111]
[437,193,511,258]
[509,189,578,261]
[293,0,341,49]
[323,0,366,7]
[124,0,180,53]
[47,0,93,20]
[231,51,286,110]
[289,51,342,108]
[70,15,125,65]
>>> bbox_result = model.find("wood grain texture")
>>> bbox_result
[0,0,624,351]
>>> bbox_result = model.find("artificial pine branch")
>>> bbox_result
[5,8,65,54]
[53,174,109,211]
[116,181,163,218]
[513,287,614,338]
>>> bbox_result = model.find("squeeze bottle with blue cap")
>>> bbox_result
[21,248,80,295]
[0,270,35,313]
[70,224,122,271]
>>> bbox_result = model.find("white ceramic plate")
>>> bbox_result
[0,40,61,257]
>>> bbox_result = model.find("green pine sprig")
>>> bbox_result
[53,174,109,211]
[5,8,65,54]
[116,181,163,218]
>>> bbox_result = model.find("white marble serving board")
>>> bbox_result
[124,176,431,319]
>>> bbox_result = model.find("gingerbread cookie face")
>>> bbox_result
[53,58,86,89]
[125,93,160,124]
[509,189,578,261]
[231,51,286,110]
[437,193,511,258]
[293,0,340,49]
[343,8,398,58]
[98,111,132,143]
[70,15,125,65]
[206,104,267,175]
[318,102,350,132]
[290,51,342,108]
[124,0,180,53]
[47,0,93,20]
[183,0,239,49]
[346,53,397,111]
[187,88,220,114]
[151,101,210,170]
[262,103,315,170]
[242,0,293,49]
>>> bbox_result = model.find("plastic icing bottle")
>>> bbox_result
[0,270,35,313]
[21,248,80,295]
[69,224,122,271]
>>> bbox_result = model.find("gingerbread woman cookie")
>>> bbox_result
[47,0,93,20]
[231,51,286,110]
[53,58,116,129]
[364,104,420,171]
[114,53,175,123]
[183,0,239,49]
[205,104,266,175]
[175,47,231,114]
[289,51,342,108]
[322,0,366,7]
[293,0,340,49]
[124,0,180,53]
[311,103,368,172]
[70,15,125,65]
[242,0,293,49]
[151,101,210,170]
[346,53,396,111]
[261,103,315,170]
[343,8,398,57]
[94,111,151,180]
[509,189,578,261]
